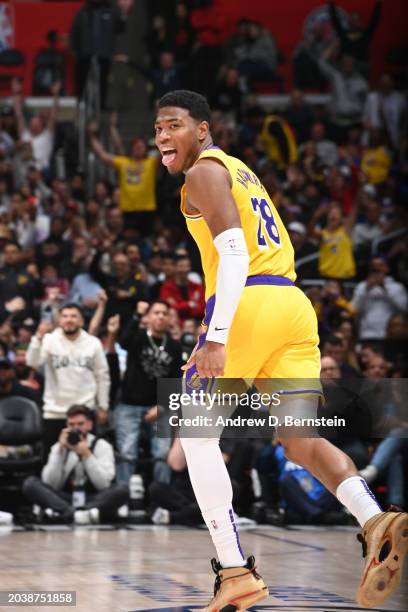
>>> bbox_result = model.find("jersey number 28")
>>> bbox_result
[251,197,281,248]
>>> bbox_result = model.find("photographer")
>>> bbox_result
[22,405,128,524]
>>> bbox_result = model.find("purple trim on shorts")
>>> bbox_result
[229,508,245,560]
[204,275,294,325]
[279,389,324,396]
[246,274,295,287]
[185,274,295,393]
[361,478,382,510]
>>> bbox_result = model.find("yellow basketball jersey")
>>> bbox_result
[113,155,157,212]
[180,147,296,299]
[318,226,356,279]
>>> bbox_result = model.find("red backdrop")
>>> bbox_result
[7,1,80,94]
[208,0,408,87]
[4,0,408,95]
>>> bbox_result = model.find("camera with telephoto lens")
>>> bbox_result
[67,428,83,446]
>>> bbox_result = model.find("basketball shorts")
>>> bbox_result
[185,274,322,396]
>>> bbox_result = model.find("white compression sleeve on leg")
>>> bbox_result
[206,227,249,344]
[181,435,245,567]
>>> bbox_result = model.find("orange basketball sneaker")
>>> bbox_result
[201,556,269,612]
[356,511,408,608]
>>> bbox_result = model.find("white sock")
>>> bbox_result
[181,436,245,568]
[336,476,382,527]
[202,505,245,568]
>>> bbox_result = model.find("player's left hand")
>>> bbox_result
[182,341,226,378]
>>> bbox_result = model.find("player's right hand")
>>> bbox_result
[182,341,226,378]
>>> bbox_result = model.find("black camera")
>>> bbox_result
[67,428,83,446]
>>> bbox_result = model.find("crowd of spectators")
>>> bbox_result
[0,0,407,528]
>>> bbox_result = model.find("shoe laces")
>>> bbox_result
[356,507,400,561]
[210,558,222,595]
[209,555,261,596]
[357,533,367,558]
[245,555,261,580]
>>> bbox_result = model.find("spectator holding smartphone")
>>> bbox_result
[352,257,408,339]
[26,303,110,456]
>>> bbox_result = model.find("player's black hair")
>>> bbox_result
[158,90,211,124]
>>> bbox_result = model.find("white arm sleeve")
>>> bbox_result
[206,227,249,345]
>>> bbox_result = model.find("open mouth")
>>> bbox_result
[161,149,177,167]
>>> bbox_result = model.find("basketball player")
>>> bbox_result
[154,90,408,611]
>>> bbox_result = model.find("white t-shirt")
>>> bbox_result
[22,127,53,170]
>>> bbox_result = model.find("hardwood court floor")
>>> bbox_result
[0,524,407,612]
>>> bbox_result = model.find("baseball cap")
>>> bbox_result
[288,221,306,236]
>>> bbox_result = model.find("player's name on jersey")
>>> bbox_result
[169,415,346,428]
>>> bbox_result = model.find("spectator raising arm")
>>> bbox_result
[328,1,382,48]
[307,202,329,240]
[317,40,339,79]
[105,314,121,407]
[110,111,125,156]
[26,321,54,369]
[118,300,149,351]
[88,289,108,337]
[363,0,383,40]
[328,1,346,41]
[11,77,25,139]
[88,122,114,166]
[93,341,111,426]
[46,81,62,132]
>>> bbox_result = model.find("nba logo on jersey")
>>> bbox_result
[211,520,218,529]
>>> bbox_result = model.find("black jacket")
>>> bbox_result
[119,318,183,406]
[70,0,126,59]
